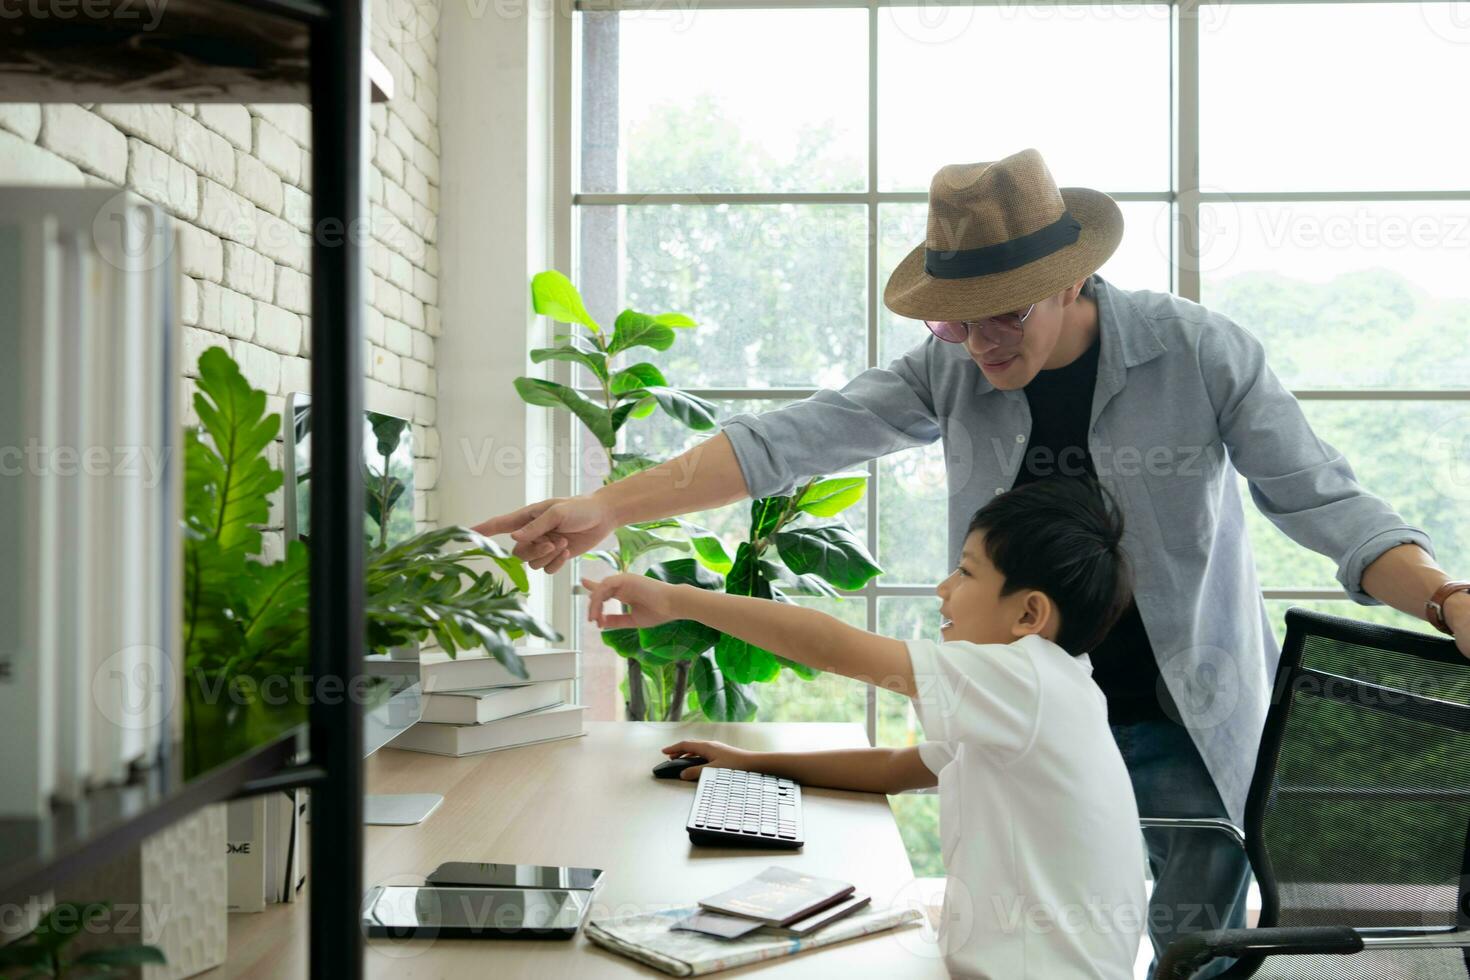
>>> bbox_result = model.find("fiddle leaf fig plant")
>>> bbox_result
[183,346,557,764]
[515,271,884,722]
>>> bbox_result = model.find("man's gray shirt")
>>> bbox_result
[720,273,1432,823]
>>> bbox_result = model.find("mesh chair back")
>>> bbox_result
[1239,608,1470,979]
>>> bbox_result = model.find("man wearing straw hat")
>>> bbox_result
[478,148,1470,975]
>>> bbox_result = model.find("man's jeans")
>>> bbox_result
[1112,720,1252,980]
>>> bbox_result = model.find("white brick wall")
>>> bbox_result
[0,16,443,536]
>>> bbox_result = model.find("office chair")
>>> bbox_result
[1155,607,1470,979]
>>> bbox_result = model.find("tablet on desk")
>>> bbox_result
[362,886,588,940]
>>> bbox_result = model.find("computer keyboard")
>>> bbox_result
[685,766,804,849]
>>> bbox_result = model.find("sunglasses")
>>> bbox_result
[923,302,1037,344]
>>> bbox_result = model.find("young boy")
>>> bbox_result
[583,476,1146,980]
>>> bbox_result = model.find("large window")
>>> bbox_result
[561,0,1470,877]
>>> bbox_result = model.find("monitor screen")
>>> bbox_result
[282,392,421,757]
[282,393,415,550]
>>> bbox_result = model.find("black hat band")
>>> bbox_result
[924,210,1082,280]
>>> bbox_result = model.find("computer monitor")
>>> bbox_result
[283,392,441,825]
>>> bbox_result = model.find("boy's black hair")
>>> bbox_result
[965,476,1133,655]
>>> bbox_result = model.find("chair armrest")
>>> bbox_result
[1138,816,1246,849]
[1155,926,1363,980]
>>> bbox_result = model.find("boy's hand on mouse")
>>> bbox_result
[582,573,684,630]
[662,740,755,781]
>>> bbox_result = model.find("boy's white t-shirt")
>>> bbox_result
[906,633,1146,980]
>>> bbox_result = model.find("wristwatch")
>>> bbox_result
[1425,581,1470,636]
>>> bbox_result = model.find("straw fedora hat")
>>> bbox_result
[883,148,1124,322]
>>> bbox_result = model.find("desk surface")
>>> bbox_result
[214,721,948,979]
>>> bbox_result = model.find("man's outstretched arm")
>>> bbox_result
[473,432,751,573]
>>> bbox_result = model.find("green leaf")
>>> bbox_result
[795,476,868,517]
[609,362,668,396]
[531,270,599,332]
[690,650,758,721]
[640,386,718,431]
[774,524,883,590]
[714,633,781,684]
[234,541,311,670]
[190,346,282,555]
[513,377,615,447]
[636,558,723,661]
[651,312,696,328]
[614,524,688,566]
[645,557,723,590]
[607,310,675,355]
[706,544,781,683]
[637,618,718,663]
[610,401,638,432]
[608,453,660,483]
[724,542,772,600]
[677,520,733,575]
[629,396,657,419]
[369,413,409,461]
[363,526,560,666]
[750,495,790,539]
[775,655,820,680]
[72,945,168,967]
[757,559,840,599]
[601,628,642,658]
[531,344,609,382]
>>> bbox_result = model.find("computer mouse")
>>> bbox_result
[652,755,707,779]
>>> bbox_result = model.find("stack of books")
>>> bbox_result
[389,647,585,757]
[0,189,182,817]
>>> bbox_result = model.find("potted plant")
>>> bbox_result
[513,272,881,721]
[182,347,556,767]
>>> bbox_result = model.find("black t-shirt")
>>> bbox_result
[1011,334,1176,725]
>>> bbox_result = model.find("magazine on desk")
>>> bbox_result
[584,902,921,977]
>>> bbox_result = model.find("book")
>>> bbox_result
[389,703,586,757]
[698,866,855,927]
[49,230,98,801]
[0,216,59,818]
[773,892,871,935]
[419,679,570,725]
[226,796,268,913]
[417,647,578,693]
[265,789,306,904]
[585,903,921,977]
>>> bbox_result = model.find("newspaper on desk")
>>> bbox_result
[584,903,922,976]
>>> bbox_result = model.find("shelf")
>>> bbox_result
[0,0,392,103]
[0,725,309,905]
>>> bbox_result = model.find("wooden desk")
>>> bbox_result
[215,722,947,978]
